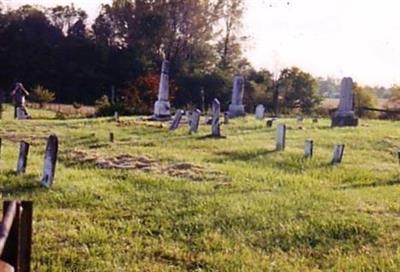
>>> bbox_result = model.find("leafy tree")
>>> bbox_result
[353,83,378,118]
[277,67,322,114]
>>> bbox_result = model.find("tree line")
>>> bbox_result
[3,0,388,116]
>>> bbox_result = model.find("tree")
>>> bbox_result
[214,0,246,72]
[48,4,88,37]
[277,67,322,114]
[353,83,378,118]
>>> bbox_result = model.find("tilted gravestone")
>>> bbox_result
[211,99,221,137]
[255,104,265,120]
[331,77,358,127]
[153,60,171,120]
[169,110,184,131]
[41,135,58,188]
[16,141,29,174]
[331,144,345,165]
[228,74,245,118]
[304,140,314,159]
[276,124,286,151]
[189,109,201,134]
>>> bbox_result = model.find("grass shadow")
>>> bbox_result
[212,148,277,162]
[338,179,400,190]
[0,171,44,195]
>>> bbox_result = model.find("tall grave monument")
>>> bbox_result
[331,77,358,127]
[154,60,171,120]
[228,74,245,118]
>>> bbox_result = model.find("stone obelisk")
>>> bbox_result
[154,60,171,120]
[331,77,358,127]
[228,74,246,118]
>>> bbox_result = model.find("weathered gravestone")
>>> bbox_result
[114,112,119,122]
[41,135,58,188]
[331,77,358,127]
[16,107,29,120]
[16,141,29,174]
[154,60,171,120]
[189,109,201,134]
[211,99,221,137]
[228,74,246,118]
[331,144,345,165]
[296,115,304,124]
[304,140,314,159]
[255,104,265,120]
[109,132,114,143]
[266,119,274,128]
[169,110,184,131]
[276,124,286,151]
[224,112,229,125]
[186,111,192,128]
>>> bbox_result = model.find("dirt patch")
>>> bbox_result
[0,134,48,146]
[69,149,226,182]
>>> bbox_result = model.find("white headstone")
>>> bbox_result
[304,140,313,159]
[169,110,184,131]
[114,111,119,122]
[276,124,286,151]
[211,99,221,137]
[16,107,28,120]
[255,104,265,120]
[189,109,201,134]
[228,74,245,117]
[154,60,171,119]
[331,144,345,164]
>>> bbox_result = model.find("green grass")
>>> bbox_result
[1,104,400,271]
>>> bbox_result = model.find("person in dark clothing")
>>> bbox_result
[11,83,30,119]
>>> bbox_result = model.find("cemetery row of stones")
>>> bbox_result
[1,135,58,188]
[152,60,358,129]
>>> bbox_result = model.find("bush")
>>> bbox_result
[94,95,134,117]
[353,85,378,118]
[32,85,56,108]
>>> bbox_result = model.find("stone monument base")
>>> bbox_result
[228,104,245,118]
[154,100,171,121]
[331,113,358,127]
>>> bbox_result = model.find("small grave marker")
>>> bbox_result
[169,110,184,131]
[255,104,265,120]
[331,144,345,165]
[114,111,119,122]
[189,109,201,134]
[304,140,314,159]
[276,124,286,151]
[266,119,274,128]
[16,141,29,174]
[224,112,229,124]
[41,135,58,188]
[211,99,221,137]
[109,132,114,143]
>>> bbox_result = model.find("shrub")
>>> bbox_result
[94,95,134,117]
[32,85,56,108]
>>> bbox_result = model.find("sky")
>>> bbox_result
[4,0,400,87]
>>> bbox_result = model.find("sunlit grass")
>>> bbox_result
[0,104,400,271]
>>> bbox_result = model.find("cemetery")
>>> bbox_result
[1,0,400,271]
[0,97,397,270]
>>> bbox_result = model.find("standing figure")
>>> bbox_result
[11,83,30,119]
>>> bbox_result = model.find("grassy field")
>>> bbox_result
[1,105,400,271]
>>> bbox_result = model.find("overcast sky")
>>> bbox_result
[4,0,400,87]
